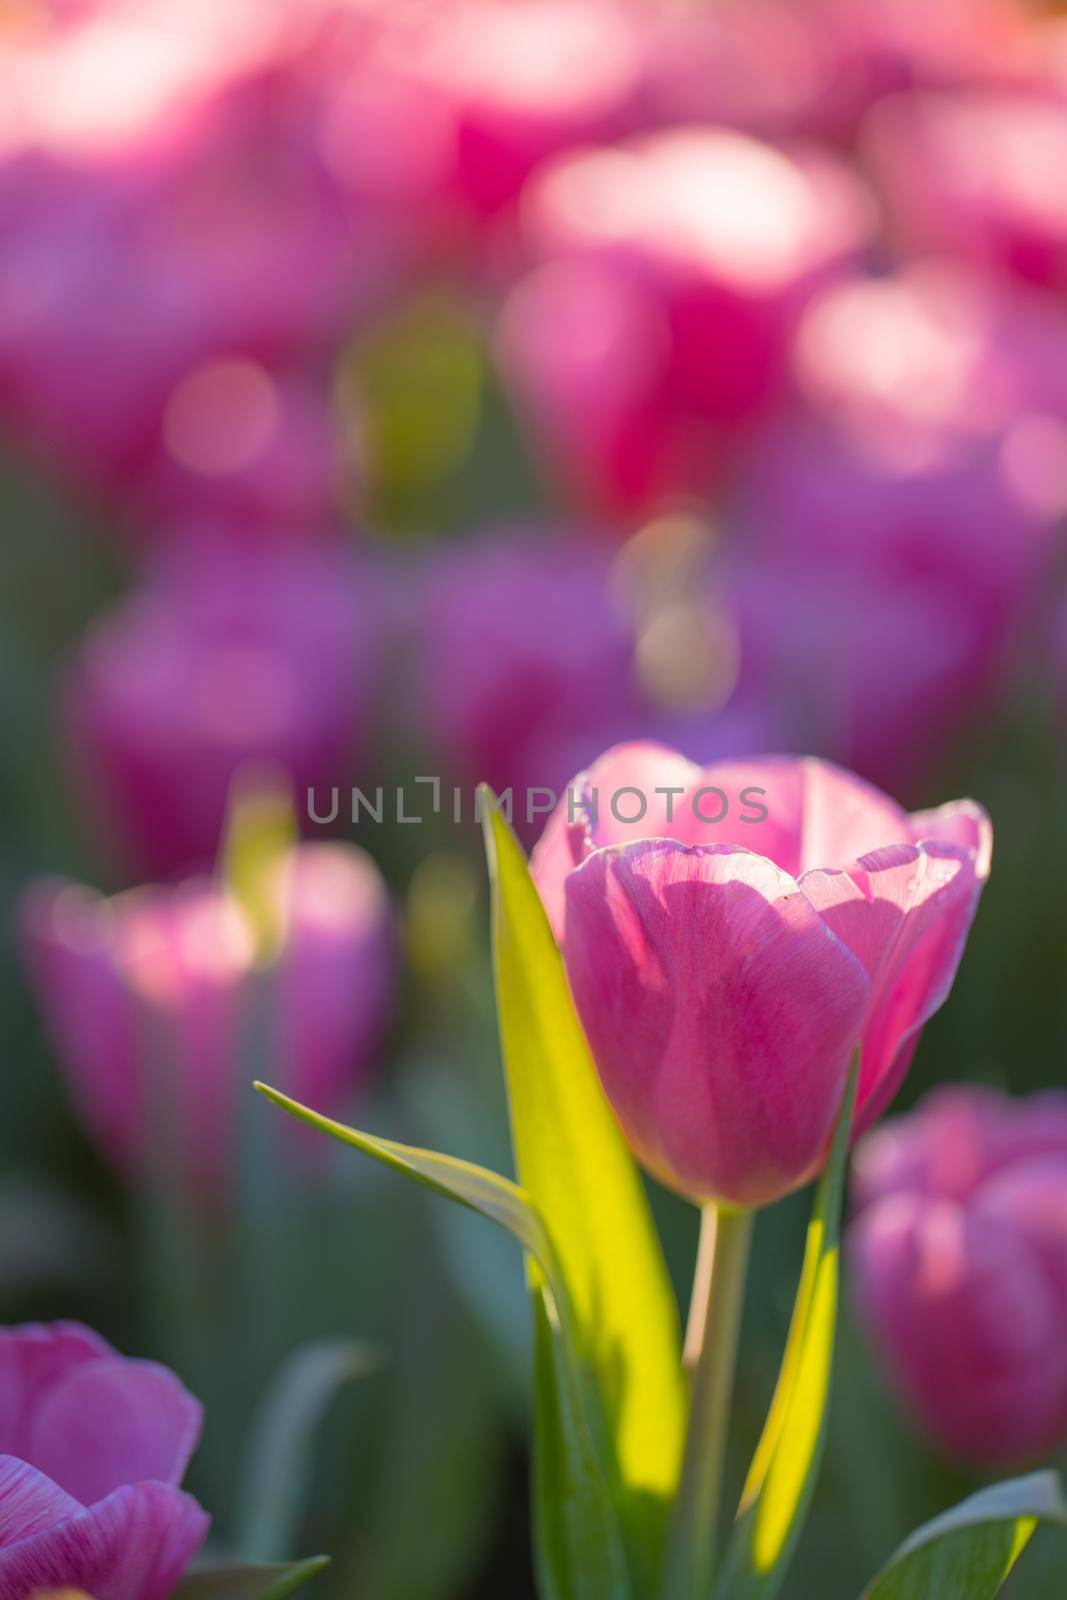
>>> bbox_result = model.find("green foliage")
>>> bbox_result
[173,1556,329,1600]
[718,1057,859,1600]
[858,1472,1067,1600]
[482,798,686,1592]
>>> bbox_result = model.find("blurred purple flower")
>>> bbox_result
[866,87,1067,291]
[21,842,396,1197]
[416,525,776,834]
[730,264,1067,791]
[65,541,385,880]
[0,1321,207,1599]
[851,1086,1067,1463]
[0,6,411,524]
[497,126,876,517]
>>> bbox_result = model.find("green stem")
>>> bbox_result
[663,1203,754,1600]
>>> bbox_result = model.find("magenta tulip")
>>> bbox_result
[851,1087,1067,1462]
[532,745,990,1206]
[417,525,779,837]
[866,89,1067,292]
[0,1323,207,1598]
[65,542,385,879]
[496,126,875,516]
[21,843,396,1196]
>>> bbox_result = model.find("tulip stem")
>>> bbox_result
[664,1202,753,1600]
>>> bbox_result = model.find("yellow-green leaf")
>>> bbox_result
[254,1083,631,1598]
[859,1471,1067,1600]
[482,798,686,1567]
[220,769,297,966]
[718,1055,859,1600]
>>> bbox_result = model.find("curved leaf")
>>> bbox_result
[174,1556,329,1600]
[482,797,685,1584]
[718,1056,859,1600]
[859,1471,1067,1600]
[254,1084,630,1598]
[238,1338,381,1562]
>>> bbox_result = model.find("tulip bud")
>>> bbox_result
[532,744,990,1207]
[497,126,875,515]
[851,1087,1067,1463]
[20,843,396,1197]
[64,543,385,879]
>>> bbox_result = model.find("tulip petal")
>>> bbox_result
[27,1356,203,1507]
[908,797,993,878]
[563,840,869,1207]
[851,1195,1067,1462]
[801,842,984,1133]
[0,1480,208,1600]
[0,1325,110,1464]
[0,1456,82,1545]
[533,746,916,939]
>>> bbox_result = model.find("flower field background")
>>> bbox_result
[2,1,1067,1596]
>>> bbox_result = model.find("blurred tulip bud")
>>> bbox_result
[866,89,1067,293]
[851,1087,1067,1463]
[730,262,1067,791]
[0,1323,206,1596]
[416,523,776,841]
[65,541,386,879]
[497,126,875,515]
[21,842,396,1197]
[532,745,990,1207]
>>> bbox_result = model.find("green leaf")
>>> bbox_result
[173,1556,329,1600]
[859,1471,1067,1600]
[717,1054,860,1600]
[253,1085,564,1314]
[238,1338,382,1563]
[253,1085,631,1598]
[481,798,686,1583]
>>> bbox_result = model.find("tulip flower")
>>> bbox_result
[865,89,1067,293]
[21,842,396,1196]
[417,525,778,836]
[496,126,875,516]
[531,744,990,1207]
[729,264,1065,790]
[0,1322,207,1598]
[65,542,385,879]
[851,1087,1067,1462]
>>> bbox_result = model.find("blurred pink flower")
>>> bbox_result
[416,526,775,835]
[65,542,385,879]
[729,264,1067,791]
[21,843,396,1196]
[0,6,406,522]
[407,0,643,221]
[532,745,990,1205]
[866,88,1067,291]
[0,1321,207,1598]
[636,0,1027,145]
[497,126,876,517]
[851,1086,1067,1462]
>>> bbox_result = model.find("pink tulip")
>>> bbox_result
[865,88,1067,292]
[20,843,396,1196]
[496,126,875,517]
[851,1087,1067,1462]
[0,8,405,521]
[532,745,990,1207]
[729,264,1065,791]
[405,0,644,221]
[0,1322,207,1599]
[65,542,384,879]
[416,526,779,836]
